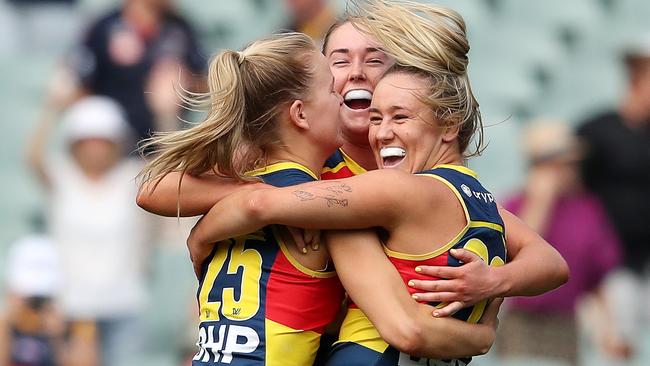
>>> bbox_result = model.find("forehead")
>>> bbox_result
[325,22,380,55]
[373,72,428,105]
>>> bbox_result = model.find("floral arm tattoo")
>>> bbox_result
[291,183,352,208]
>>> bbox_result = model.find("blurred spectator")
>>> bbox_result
[576,33,650,358]
[284,0,336,45]
[4,0,80,55]
[0,234,65,366]
[25,95,157,366]
[59,0,206,147]
[497,120,623,365]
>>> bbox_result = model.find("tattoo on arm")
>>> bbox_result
[291,183,351,208]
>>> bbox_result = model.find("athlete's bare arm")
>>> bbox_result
[188,168,410,240]
[136,171,265,217]
[186,169,415,265]
[327,229,500,359]
[187,168,568,310]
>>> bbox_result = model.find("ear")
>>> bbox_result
[289,100,310,131]
[441,123,459,143]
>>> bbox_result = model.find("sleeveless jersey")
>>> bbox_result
[321,148,367,180]
[193,162,345,366]
[327,164,507,366]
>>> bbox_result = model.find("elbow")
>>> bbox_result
[136,187,161,214]
[382,318,425,356]
[135,189,151,210]
[548,245,570,289]
[244,189,270,224]
[475,333,494,356]
[557,255,570,287]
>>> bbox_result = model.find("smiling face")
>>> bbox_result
[369,72,455,173]
[324,22,393,142]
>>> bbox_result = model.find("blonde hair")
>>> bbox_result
[139,33,317,185]
[349,0,484,157]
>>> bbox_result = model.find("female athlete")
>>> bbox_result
[186,2,568,365]
[139,31,499,365]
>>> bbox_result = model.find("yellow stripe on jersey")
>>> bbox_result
[335,308,389,354]
[322,149,368,176]
[469,221,505,233]
[265,319,320,366]
[247,162,319,180]
[271,226,337,278]
[321,162,345,175]
[383,173,471,261]
[434,164,478,179]
[339,149,367,175]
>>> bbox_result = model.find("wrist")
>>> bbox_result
[490,266,512,298]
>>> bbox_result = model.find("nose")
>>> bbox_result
[349,59,366,82]
[374,119,394,142]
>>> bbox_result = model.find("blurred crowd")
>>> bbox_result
[0,1,649,366]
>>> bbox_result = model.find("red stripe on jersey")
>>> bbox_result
[348,252,449,309]
[388,253,449,300]
[265,251,345,333]
[321,166,356,180]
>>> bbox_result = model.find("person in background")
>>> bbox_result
[0,234,65,366]
[26,95,156,366]
[58,0,206,147]
[576,33,650,359]
[284,0,337,45]
[497,120,623,365]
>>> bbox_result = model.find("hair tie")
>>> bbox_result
[237,51,246,65]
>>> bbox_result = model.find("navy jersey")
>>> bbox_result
[194,162,345,365]
[328,164,506,366]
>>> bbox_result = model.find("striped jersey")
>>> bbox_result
[327,165,507,366]
[321,148,367,180]
[193,162,345,365]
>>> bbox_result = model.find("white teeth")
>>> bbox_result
[380,147,406,158]
[344,89,372,101]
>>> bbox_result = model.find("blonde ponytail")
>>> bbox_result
[139,32,317,186]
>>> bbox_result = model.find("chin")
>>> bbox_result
[342,119,369,138]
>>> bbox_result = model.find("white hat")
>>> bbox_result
[5,234,61,297]
[523,119,581,164]
[62,96,131,145]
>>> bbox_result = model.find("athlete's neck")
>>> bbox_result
[424,145,463,171]
[266,147,326,179]
[340,140,377,171]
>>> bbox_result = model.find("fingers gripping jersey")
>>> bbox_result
[321,148,367,180]
[193,162,345,365]
[328,165,506,366]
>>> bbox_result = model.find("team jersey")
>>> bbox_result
[327,164,507,366]
[321,148,367,180]
[193,162,345,366]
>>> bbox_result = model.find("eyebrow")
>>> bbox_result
[369,105,410,114]
[328,47,385,57]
